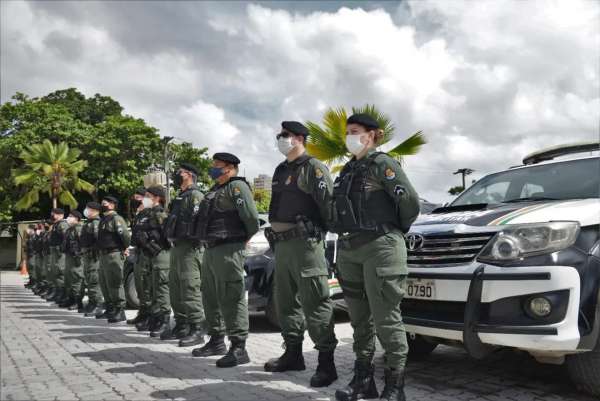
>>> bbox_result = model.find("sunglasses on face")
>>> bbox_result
[276,132,292,140]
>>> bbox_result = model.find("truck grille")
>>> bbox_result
[406,232,494,266]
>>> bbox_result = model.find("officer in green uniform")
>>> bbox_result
[330,114,420,401]
[132,186,172,334]
[32,224,47,295]
[59,211,84,310]
[162,163,206,344]
[263,121,339,387]
[96,195,131,323]
[128,188,154,327]
[191,152,259,367]
[40,221,54,299]
[24,225,37,289]
[46,208,69,304]
[80,202,104,316]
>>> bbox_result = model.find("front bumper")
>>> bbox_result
[404,263,582,353]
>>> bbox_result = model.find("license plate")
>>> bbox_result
[406,278,436,299]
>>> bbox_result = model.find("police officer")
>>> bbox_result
[132,186,171,334]
[162,163,206,344]
[46,208,69,304]
[40,220,54,299]
[263,121,339,387]
[330,114,420,401]
[128,188,153,327]
[32,223,47,295]
[80,202,104,317]
[191,153,259,367]
[96,195,131,323]
[59,211,84,310]
[24,225,37,289]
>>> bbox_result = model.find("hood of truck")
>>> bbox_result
[414,199,600,228]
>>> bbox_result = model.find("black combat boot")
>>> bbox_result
[59,296,76,308]
[216,338,250,368]
[192,335,228,357]
[161,321,188,340]
[334,361,378,401]
[178,323,205,347]
[108,308,126,323]
[264,342,305,372]
[135,315,152,332]
[76,299,86,313]
[44,288,57,301]
[82,302,97,315]
[150,315,169,338]
[310,350,338,387]
[95,306,113,319]
[54,289,68,305]
[126,308,147,325]
[380,368,406,401]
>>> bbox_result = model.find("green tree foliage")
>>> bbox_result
[448,186,465,196]
[0,89,211,222]
[306,104,426,172]
[13,140,94,210]
[170,142,212,190]
[253,188,271,213]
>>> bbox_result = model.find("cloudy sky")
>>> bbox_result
[2,0,599,203]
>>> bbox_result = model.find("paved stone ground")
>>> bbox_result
[1,270,596,401]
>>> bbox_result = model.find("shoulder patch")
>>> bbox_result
[236,198,244,206]
[385,167,396,180]
[233,186,241,196]
[315,168,323,179]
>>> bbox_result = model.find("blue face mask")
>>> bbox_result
[208,167,224,180]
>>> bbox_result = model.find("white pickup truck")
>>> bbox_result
[403,142,600,396]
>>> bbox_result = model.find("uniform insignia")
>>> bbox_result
[193,205,199,213]
[285,175,292,185]
[315,168,323,179]
[385,168,396,180]
[233,187,241,196]
[394,185,406,196]
[236,198,244,205]
[318,181,327,190]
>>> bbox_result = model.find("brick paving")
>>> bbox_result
[0,271,595,401]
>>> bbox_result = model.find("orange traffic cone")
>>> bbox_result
[19,261,28,276]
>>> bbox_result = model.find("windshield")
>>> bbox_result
[452,158,600,206]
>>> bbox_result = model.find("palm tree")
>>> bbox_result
[306,104,426,172]
[13,140,94,210]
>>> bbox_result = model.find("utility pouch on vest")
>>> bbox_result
[164,214,177,240]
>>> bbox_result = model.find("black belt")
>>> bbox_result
[98,248,120,254]
[338,232,384,250]
[204,237,246,249]
[264,226,322,243]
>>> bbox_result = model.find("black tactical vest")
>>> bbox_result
[97,213,123,250]
[131,209,152,247]
[80,219,98,249]
[165,186,199,241]
[269,155,321,225]
[33,235,44,254]
[330,152,398,234]
[49,221,68,246]
[136,206,170,250]
[64,226,82,256]
[197,178,248,243]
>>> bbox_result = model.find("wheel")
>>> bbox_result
[407,334,438,359]
[566,339,600,397]
[265,293,281,329]
[124,270,139,309]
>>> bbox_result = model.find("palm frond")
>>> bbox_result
[388,131,427,159]
[58,190,78,208]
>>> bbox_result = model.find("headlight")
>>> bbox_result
[245,242,269,257]
[477,221,580,263]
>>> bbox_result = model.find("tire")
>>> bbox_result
[407,334,438,359]
[265,293,281,329]
[124,270,139,309]
[566,339,600,397]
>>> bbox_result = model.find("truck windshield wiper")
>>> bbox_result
[503,196,559,203]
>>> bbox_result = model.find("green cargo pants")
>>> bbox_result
[202,242,249,340]
[65,254,84,299]
[337,230,409,370]
[28,255,36,281]
[169,241,205,325]
[35,254,45,282]
[151,250,171,316]
[50,247,66,288]
[273,237,338,351]
[83,252,103,304]
[134,250,152,313]
[99,250,126,310]
[44,253,52,286]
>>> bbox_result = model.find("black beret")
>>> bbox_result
[179,163,199,175]
[135,187,146,196]
[347,113,380,130]
[51,208,65,215]
[213,152,241,166]
[281,121,309,137]
[86,201,102,210]
[146,186,166,199]
[103,195,119,205]
[69,210,83,220]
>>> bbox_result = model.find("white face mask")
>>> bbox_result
[277,137,295,156]
[67,217,77,225]
[142,197,154,209]
[83,208,90,219]
[345,134,368,156]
